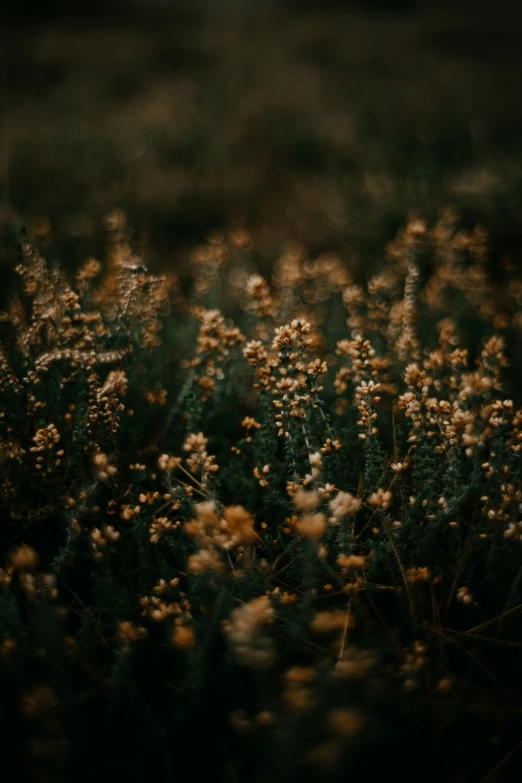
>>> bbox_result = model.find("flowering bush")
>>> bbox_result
[1,210,522,782]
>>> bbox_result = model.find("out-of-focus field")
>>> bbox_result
[1,1,522,278]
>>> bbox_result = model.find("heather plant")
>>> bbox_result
[1,210,522,782]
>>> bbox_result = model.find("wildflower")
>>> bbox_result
[183,432,219,479]
[282,666,316,711]
[30,424,60,453]
[309,451,322,468]
[333,647,375,679]
[243,340,268,367]
[254,465,269,487]
[150,516,178,544]
[335,334,376,392]
[93,452,109,469]
[241,416,261,432]
[19,685,58,719]
[368,488,392,511]
[406,567,431,584]
[187,548,225,574]
[456,587,473,605]
[9,544,40,571]
[296,513,326,540]
[145,387,168,405]
[320,439,342,453]
[185,501,255,551]
[120,505,140,522]
[273,320,311,351]
[310,610,353,634]
[329,708,366,737]
[329,491,361,522]
[118,621,146,647]
[157,454,181,472]
[337,554,367,571]
[172,624,195,650]
[245,274,275,319]
[504,521,522,541]
[225,595,275,668]
[293,489,319,512]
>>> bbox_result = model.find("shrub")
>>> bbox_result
[1,210,522,782]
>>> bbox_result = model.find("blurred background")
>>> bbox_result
[1,0,522,283]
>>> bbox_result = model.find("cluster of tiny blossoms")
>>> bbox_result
[272,320,327,438]
[185,308,245,401]
[3,215,522,782]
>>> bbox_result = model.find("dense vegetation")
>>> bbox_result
[1,210,522,782]
[1,2,522,781]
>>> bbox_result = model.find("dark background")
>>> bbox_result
[1,0,521,285]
